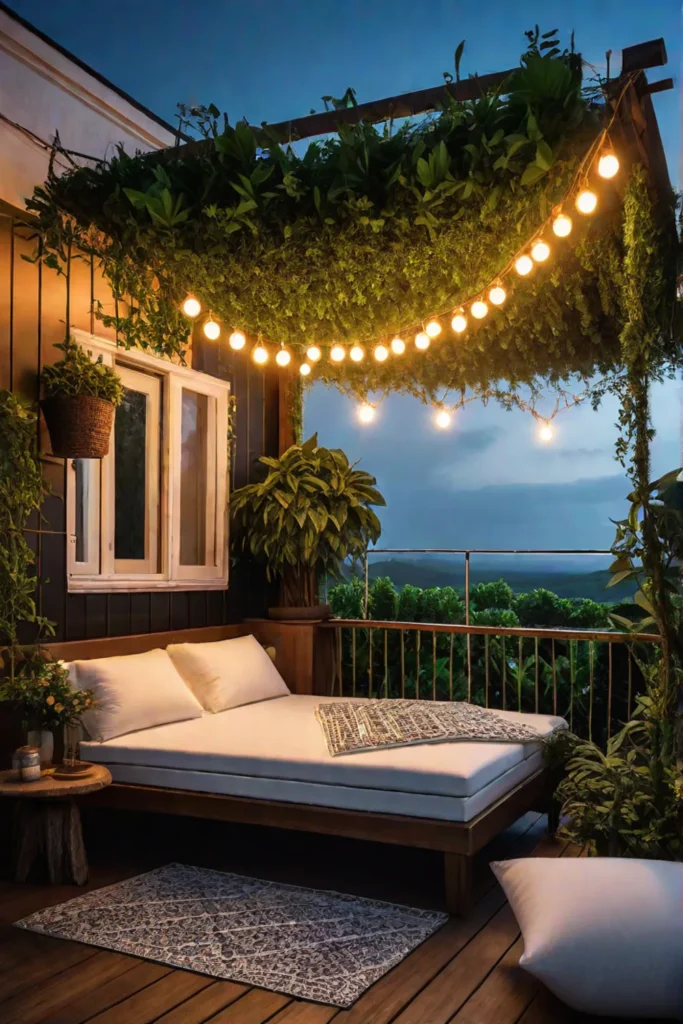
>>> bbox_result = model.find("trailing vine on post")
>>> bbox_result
[0,392,53,676]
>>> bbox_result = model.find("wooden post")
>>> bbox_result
[278,371,297,454]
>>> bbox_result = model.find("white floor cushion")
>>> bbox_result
[493,857,683,1019]
[73,648,204,741]
[166,634,290,713]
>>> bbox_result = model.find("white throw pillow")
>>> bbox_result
[73,648,204,742]
[493,857,683,1019]
[167,634,290,713]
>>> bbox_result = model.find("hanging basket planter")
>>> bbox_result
[41,394,115,459]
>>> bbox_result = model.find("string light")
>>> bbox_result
[515,255,533,276]
[253,343,268,365]
[374,344,389,362]
[531,239,550,263]
[299,362,311,377]
[539,423,553,443]
[489,285,506,306]
[415,332,430,350]
[203,319,220,341]
[552,213,572,238]
[350,345,365,362]
[390,337,406,355]
[435,409,452,429]
[275,346,291,367]
[598,152,619,179]
[229,330,246,350]
[425,320,442,338]
[306,345,322,362]
[182,296,201,318]
[451,311,467,333]
[358,403,375,424]
[330,345,346,362]
[576,189,598,214]
[471,300,488,320]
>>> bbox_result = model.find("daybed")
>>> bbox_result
[48,625,565,914]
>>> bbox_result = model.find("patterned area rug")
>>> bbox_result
[16,863,447,1006]
[316,698,542,756]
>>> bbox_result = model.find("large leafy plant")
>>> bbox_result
[41,339,124,405]
[231,435,385,607]
[555,685,681,858]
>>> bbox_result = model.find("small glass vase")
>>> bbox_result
[26,728,54,769]
[63,723,82,768]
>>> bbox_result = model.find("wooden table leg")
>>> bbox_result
[12,798,88,885]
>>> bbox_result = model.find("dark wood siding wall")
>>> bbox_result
[0,208,280,643]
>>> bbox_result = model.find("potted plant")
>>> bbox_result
[231,434,385,619]
[41,338,124,458]
[0,651,96,768]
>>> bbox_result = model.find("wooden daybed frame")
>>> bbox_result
[46,624,551,915]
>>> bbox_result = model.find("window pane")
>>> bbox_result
[180,389,209,565]
[115,388,147,560]
[75,459,90,563]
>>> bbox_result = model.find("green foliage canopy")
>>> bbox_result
[26,35,680,405]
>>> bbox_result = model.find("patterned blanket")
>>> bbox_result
[315,699,543,757]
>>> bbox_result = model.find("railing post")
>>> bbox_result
[465,551,472,702]
[363,549,369,619]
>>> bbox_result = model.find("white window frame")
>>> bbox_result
[67,329,230,592]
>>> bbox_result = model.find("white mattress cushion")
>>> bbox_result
[81,694,564,798]
[494,857,683,1018]
[73,648,204,742]
[166,634,290,713]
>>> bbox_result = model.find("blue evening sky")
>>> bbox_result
[7,0,681,555]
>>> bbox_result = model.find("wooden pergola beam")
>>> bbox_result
[158,37,668,161]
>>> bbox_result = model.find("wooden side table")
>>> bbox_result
[0,764,112,885]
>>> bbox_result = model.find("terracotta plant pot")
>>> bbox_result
[268,604,333,622]
[41,394,115,459]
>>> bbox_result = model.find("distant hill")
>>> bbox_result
[360,558,635,603]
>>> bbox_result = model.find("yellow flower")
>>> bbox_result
[54,703,64,713]
[42,680,50,687]
[46,695,55,705]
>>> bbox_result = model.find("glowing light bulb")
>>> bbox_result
[253,344,268,365]
[306,345,322,362]
[425,320,442,338]
[203,319,220,341]
[515,255,533,276]
[489,286,506,306]
[435,409,451,429]
[374,344,389,362]
[390,337,406,355]
[350,345,365,362]
[182,296,201,318]
[471,300,488,320]
[229,330,246,351]
[451,312,467,334]
[415,332,430,350]
[576,189,597,215]
[539,423,553,443]
[299,362,311,377]
[358,403,375,424]
[275,347,291,367]
[330,345,346,363]
[552,213,572,238]
[598,153,619,179]
[531,240,550,263]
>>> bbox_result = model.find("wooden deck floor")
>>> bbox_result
[0,810,651,1023]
